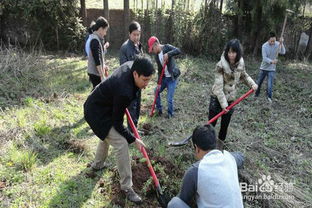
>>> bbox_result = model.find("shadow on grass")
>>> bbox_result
[26,117,93,165]
[0,57,91,108]
[47,168,103,208]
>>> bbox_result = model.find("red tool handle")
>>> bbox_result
[150,62,167,117]
[208,89,254,124]
[125,109,161,188]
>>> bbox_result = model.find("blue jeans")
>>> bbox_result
[155,77,178,116]
[167,197,190,208]
[255,70,276,99]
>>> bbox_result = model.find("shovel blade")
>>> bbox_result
[168,135,192,147]
[156,186,170,208]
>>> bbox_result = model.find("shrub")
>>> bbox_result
[1,0,85,51]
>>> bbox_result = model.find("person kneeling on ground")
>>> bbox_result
[84,56,155,204]
[168,124,244,208]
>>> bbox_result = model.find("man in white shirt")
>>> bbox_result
[168,125,244,208]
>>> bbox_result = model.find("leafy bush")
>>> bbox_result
[1,0,85,51]
[134,3,229,59]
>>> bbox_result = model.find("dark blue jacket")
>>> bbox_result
[119,39,143,65]
[155,44,181,81]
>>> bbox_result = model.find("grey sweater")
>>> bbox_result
[260,41,286,72]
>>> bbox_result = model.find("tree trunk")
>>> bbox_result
[252,0,263,57]
[135,0,138,12]
[103,0,109,41]
[124,0,130,40]
[302,0,306,17]
[212,0,217,7]
[305,23,312,59]
[167,0,175,43]
[56,26,59,51]
[0,10,3,42]
[187,0,190,11]
[80,0,87,26]
[141,0,144,10]
[220,0,223,13]
[236,0,244,39]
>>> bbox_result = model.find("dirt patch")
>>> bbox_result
[141,123,153,135]
[85,170,97,179]
[104,152,182,207]
[140,105,151,115]
[0,181,6,189]
[63,139,87,154]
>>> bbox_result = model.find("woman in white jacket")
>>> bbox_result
[209,39,258,149]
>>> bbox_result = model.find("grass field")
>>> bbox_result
[0,48,311,208]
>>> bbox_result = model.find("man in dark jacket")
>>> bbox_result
[84,56,154,204]
[120,21,143,65]
[148,36,181,118]
[120,21,143,127]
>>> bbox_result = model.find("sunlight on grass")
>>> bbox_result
[34,120,52,137]
[6,145,38,172]
[0,48,311,207]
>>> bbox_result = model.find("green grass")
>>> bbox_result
[0,48,311,207]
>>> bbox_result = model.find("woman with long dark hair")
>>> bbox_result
[208,39,258,149]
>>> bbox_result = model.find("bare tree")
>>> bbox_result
[103,0,109,41]
[220,0,224,13]
[161,0,165,9]
[302,0,306,17]
[305,22,312,59]
[124,0,130,40]
[80,0,87,26]
[103,0,109,20]
[167,0,175,43]
[135,0,138,12]
[186,0,190,11]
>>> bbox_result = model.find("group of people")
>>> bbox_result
[83,16,286,207]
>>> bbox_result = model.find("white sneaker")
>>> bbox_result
[267,98,272,103]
